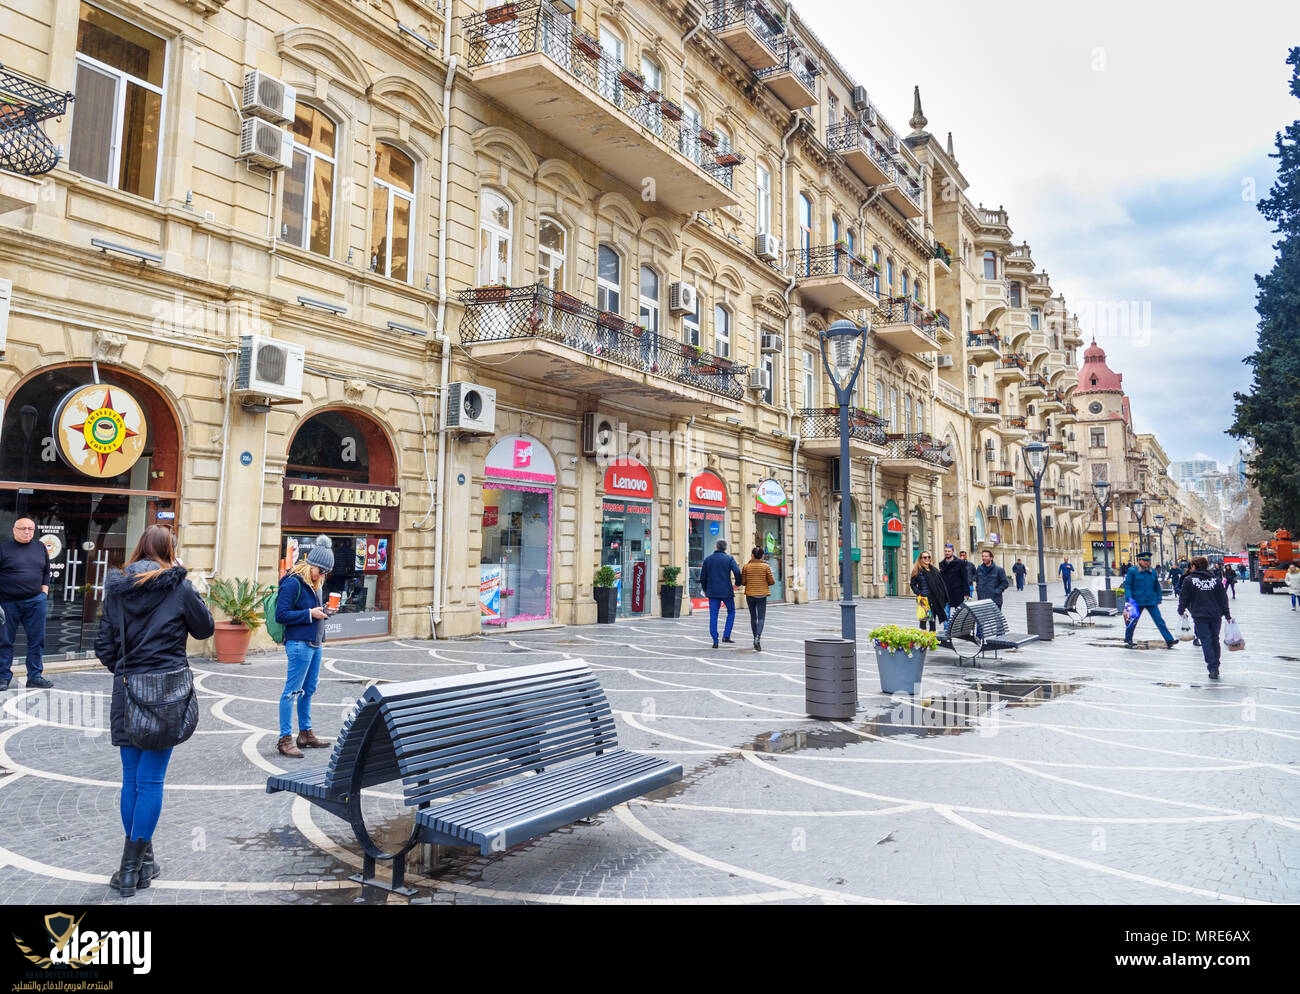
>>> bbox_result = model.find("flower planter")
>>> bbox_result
[597,311,625,331]
[574,32,601,58]
[485,3,519,25]
[554,291,582,313]
[594,586,618,624]
[714,152,741,166]
[874,644,925,694]
[698,129,718,147]
[659,585,683,619]
[661,101,683,121]
[213,621,253,664]
[645,90,661,103]
[629,324,646,338]
[473,285,508,303]
[618,70,645,93]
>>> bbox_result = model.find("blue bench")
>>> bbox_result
[939,599,1039,665]
[266,659,682,895]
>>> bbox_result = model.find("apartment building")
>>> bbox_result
[0,0,1085,659]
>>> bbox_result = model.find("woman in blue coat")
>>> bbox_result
[274,543,337,758]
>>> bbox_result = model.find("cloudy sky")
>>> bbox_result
[795,0,1295,471]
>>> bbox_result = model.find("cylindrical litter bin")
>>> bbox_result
[1097,589,1117,609]
[1025,600,1055,641]
[805,638,857,719]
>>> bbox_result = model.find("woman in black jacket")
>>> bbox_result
[1176,555,1232,680]
[95,526,214,897]
[909,551,949,631]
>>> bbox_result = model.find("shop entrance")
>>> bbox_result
[754,513,786,602]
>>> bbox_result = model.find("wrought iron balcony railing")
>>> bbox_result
[882,432,954,468]
[0,63,74,175]
[967,331,1000,350]
[706,0,784,48]
[970,398,1001,415]
[754,36,820,89]
[799,407,888,445]
[789,243,878,294]
[462,2,742,186]
[876,296,935,330]
[457,284,747,400]
[825,121,898,180]
[991,470,1015,488]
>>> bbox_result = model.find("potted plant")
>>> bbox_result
[867,623,939,694]
[206,576,274,664]
[617,67,645,93]
[698,128,718,148]
[594,565,618,624]
[659,565,683,618]
[597,311,625,331]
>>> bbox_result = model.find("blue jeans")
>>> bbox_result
[708,597,735,642]
[1125,604,1174,644]
[120,745,174,841]
[0,592,46,681]
[280,640,323,737]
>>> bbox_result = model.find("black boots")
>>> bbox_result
[112,838,151,897]
[111,838,160,892]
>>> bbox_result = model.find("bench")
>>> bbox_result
[938,599,1039,665]
[266,659,682,895]
[1052,586,1119,627]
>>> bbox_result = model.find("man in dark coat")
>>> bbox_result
[698,539,741,649]
[938,544,972,613]
[1177,555,1232,679]
[1011,558,1027,591]
[974,549,1011,608]
[0,516,53,690]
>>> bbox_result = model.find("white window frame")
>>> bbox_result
[756,165,772,235]
[478,189,512,285]
[803,349,815,407]
[538,215,566,290]
[639,265,660,335]
[714,304,731,358]
[762,354,774,405]
[373,145,415,283]
[597,243,621,314]
[282,104,337,256]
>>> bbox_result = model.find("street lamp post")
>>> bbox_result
[1131,497,1146,565]
[1021,440,1053,640]
[820,319,870,643]
[1092,479,1115,606]
[1154,513,1166,580]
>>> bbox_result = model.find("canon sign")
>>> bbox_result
[611,474,648,492]
[694,485,723,502]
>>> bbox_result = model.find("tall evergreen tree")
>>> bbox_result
[1230,47,1300,528]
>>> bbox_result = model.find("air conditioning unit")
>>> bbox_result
[669,281,698,315]
[236,335,305,401]
[885,134,899,152]
[937,354,954,368]
[748,367,770,392]
[581,411,617,457]
[1000,505,1012,519]
[851,84,869,111]
[445,381,497,434]
[242,71,296,124]
[754,232,781,262]
[967,364,978,377]
[760,333,784,354]
[238,118,293,169]
[984,449,996,463]
[984,439,996,450]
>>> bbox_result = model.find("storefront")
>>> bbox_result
[881,499,903,596]
[0,367,180,659]
[600,458,654,618]
[281,409,398,640]
[753,478,787,602]
[687,469,728,611]
[480,434,554,626]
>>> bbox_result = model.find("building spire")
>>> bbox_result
[909,85,928,133]
[946,131,957,164]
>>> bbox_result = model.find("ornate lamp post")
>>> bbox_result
[1130,497,1146,566]
[1154,512,1166,580]
[820,318,870,643]
[1092,479,1115,606]
[1168,521,1181,566]
[1021,439,1053,640]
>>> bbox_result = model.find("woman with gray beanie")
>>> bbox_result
[274,542,337,757]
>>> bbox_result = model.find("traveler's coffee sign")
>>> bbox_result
[53,384,148,478]
[282,477,401,530]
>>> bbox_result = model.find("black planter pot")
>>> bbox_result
[659,585,683,618]
[594,586,618,624]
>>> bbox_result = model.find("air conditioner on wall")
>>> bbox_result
[748,367,770,392]
[967,364,977,377]
[754,232,781,262]
[937,354,954,368]
[238,118,293,169]
[1000,505,1012,519]
[241,71,296,124]
[236,335,305,401]
[760,333,784,354]
[851,85,869,111]
[581,411,617,457]
[669,281,698,314]
[985,449,996,463]
[445,381,497,434]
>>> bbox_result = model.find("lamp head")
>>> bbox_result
[1154,513,1165,528]
[1091,479,1110,507]
[1021,439,1048,478]
[1132,497,1145,520]
[821,319,869,390]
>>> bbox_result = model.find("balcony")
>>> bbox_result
[0,64,72,179]
[457,284,748,413]
[1014,480,1035,503]
[998,414,1029,441]
[880,432,954,476]
[873,297,942,355]
[754,38,819,109]
[790,244,879,313]
[1038,388,1065,414]
[933,241,953,270]
[1056,403,1078,425]
[707,0,783,69]
[826,120,895,187]
[1020,373,1048,401]
[798,407,888,457]
[932,309,953,341]
[463,4,741,212]
[989,470,1015,496]
[994,354,1027,383]
[969,397,1001,427]
[966,331,1000,363]
[881,171,924,218]
[976,205,1013,246]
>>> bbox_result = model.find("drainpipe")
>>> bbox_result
[428,19,460,635]
[682,5,705,46]
[777,110,799,594]
[868,455,879,595]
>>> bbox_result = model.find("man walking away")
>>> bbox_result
[1058,557,1074,595]
[939,545,971,612]
[0,517,54,690]
[699,539,741,649]
[974,549,1011,609]
[1177,555,1232,680]
[1011,558,1027,592]
[738,548,775,651]
[1123,551,1176,649]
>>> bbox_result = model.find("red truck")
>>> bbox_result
[1258,529,1297,593]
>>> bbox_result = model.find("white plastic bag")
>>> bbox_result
[1179,615,1194,642]
[1223,619,1245,651]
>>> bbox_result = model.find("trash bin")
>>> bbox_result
[1097,589,1118,609]
[805,638,857,719]
[1025,600,1055,641]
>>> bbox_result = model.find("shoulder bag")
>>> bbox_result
[118,602,199,751]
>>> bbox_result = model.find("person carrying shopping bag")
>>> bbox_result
[909,551,948,633]
[1177,555,1233,680]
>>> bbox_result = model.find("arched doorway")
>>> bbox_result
[0,366,182,658]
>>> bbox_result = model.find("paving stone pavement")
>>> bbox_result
[0,579,1295,912]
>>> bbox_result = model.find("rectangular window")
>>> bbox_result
[1090,427,1106,448]
[1030,308,1041,331]
[69,3,166,199]
[762,355,774,405]
[714,305,730,358]
[983,251,997,280]
[755,165,771,235]
[803,349,815,407]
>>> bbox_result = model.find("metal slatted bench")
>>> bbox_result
[266,659,682,895]
[939,599,1038,665]
[1053,586,1119,627]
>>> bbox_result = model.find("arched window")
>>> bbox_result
[639,265,660,335]
[478,189,512,285]
[538,216,566,290]
[597,244,621,314]
[714,304,730,358]
[281,104,336,256]
[371,143,415,282]
[901,269,910,298]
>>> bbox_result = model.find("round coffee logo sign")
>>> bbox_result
[53,384,148,478]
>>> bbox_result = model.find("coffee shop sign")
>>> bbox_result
[287,483,400,523]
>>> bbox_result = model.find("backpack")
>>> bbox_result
[263,576,300,645]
